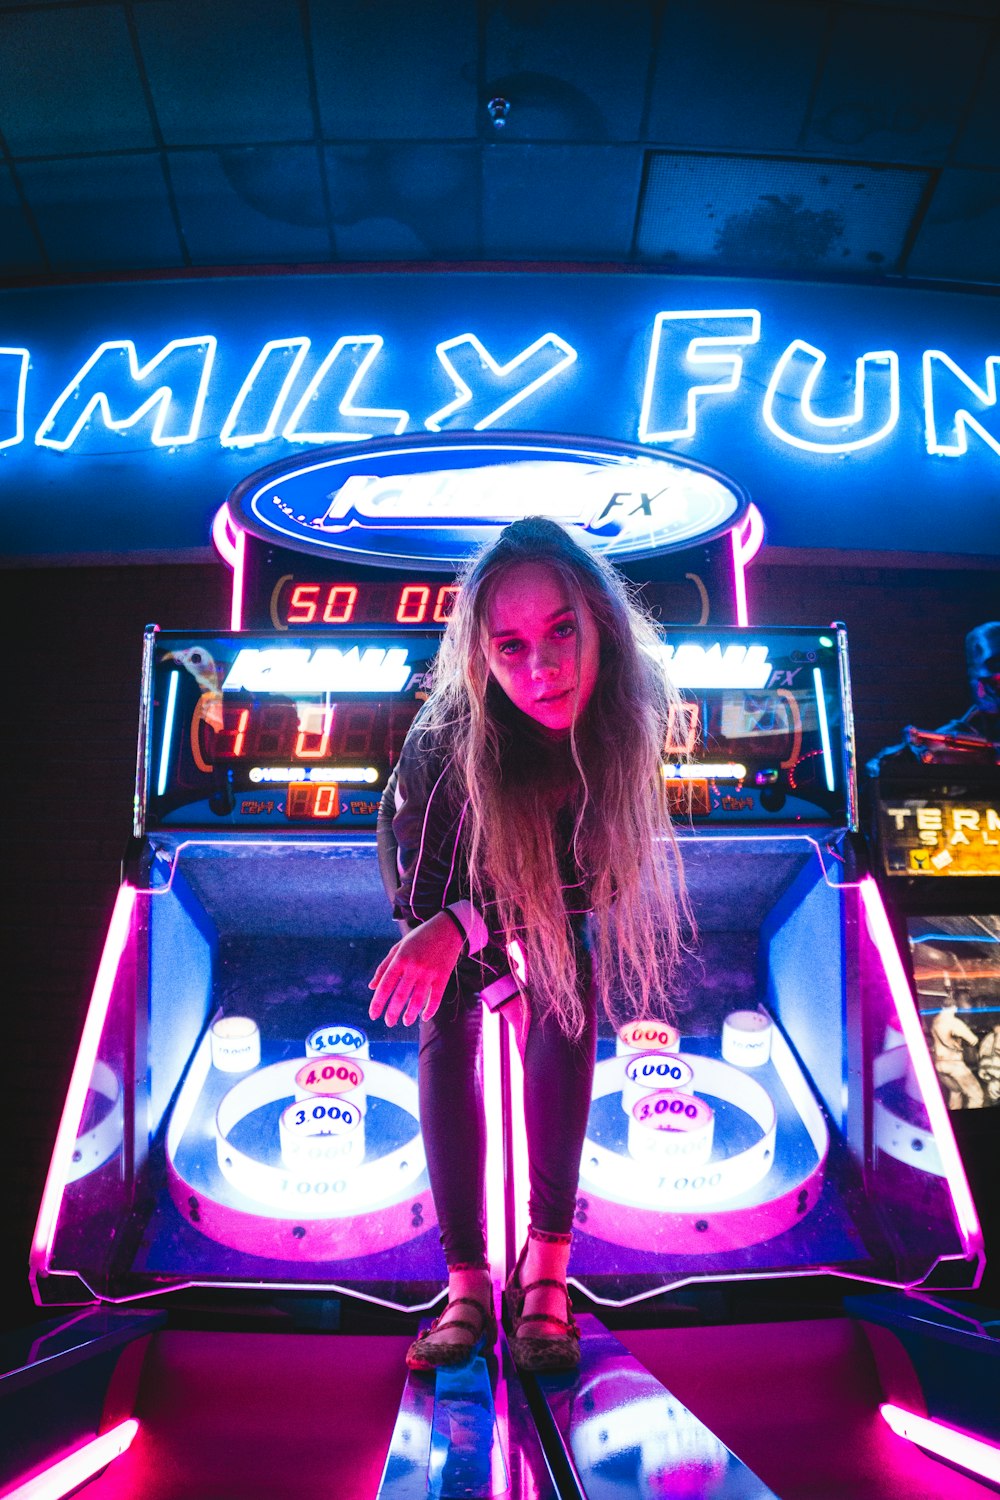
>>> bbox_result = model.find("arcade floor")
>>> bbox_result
[45,1315,1000,1500]
[72,1330,413,1500]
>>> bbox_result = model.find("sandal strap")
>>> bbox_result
[428,1295,494,1336]
[447,1296,492,1316]
[517,1312,577,1334]
[517,1277,567,1296]
[427,1316,481,1336]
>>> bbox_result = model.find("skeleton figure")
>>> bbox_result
[930,1005,984,1109]
[977,1024,1000,1105]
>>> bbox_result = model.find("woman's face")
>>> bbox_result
[485,561,600,731]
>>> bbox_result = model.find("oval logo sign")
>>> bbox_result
[228,433,748,568]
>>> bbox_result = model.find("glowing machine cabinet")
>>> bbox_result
[31,437,980,1316]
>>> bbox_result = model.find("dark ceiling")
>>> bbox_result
[1,0,999,287]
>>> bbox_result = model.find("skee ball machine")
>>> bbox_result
[18,434,995,1499]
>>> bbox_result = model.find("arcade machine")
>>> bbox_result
[866,625,1000,1310]
[6,436,997,1499]
[511,619,998,1498]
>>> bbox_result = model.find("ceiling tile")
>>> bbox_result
[17,153,182,270]
[803,8,987,165]
[168,146,332,264]
[0,6,155,157]
[484,0,653,141]
[311,0,478,140]
[134,0,314,147]
[0,165,44,274]
[905,168,1000,284]
[325,144,479,259]
[637,154,927,274]
[649,0,825,151]
[953,42,1000,168]
[482,143,642,257]
[842,0,998,12]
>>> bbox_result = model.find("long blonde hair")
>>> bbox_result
[422,517,689,1037]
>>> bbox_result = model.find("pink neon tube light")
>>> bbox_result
[731,503,764,627]
[31,885,136,1267]
[881,1404,1000,1485]
[5,1420,139,1500]
[211,504,245,631]
[481,1006,507,1278]
[860,877,982,1249]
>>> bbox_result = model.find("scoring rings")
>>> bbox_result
[582,1052,777,1209]
[213,1056,424,1217]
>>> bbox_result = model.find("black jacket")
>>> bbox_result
[377,697,591,1010]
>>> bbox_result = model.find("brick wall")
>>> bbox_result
[3,553,998,1330]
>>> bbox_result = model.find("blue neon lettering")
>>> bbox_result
[638,309,761,443]
[425,332,577,431]
[0,348,28,450]
[8,325,999,466]
[35,337,216,450]
[922,349,1000,458]
[763,341,899,453]
[281,335,408,443]
[220,338,311,449]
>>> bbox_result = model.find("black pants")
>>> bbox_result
[417,957,598,1270]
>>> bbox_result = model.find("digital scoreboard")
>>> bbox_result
[141,626,853,832]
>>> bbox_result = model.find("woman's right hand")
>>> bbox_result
[368,912,465,1027]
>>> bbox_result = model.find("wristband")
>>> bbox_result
[620,1051,695,1116]
[68,1060,122,1183]
[615,1019,681,1057]
[445,900,490,956]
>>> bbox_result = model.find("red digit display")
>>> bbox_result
[215,706,251,758]
[433,585,459,622]
[285,783,342,820]
[294,706,334,759]
[278,578,462,627]
[322,585,357,623]
[255,703,297,757]
[335,705,377,757]
[396,585,430,623]
[665,702,701,757]
[288,584,320,624]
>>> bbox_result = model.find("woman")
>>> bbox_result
[370,516,686,1372]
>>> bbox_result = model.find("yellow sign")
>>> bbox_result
[882,799,1000,877]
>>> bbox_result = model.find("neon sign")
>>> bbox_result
[221,645,411,694]
[4,272,1000,560]
[659,642,772,690]
[762,341,899,454]
[9,319,1000,465]
[425,331,577,431]
[35,337,216,450]
[231,439,747,566]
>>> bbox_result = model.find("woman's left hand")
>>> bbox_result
[368,912,465,1027]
